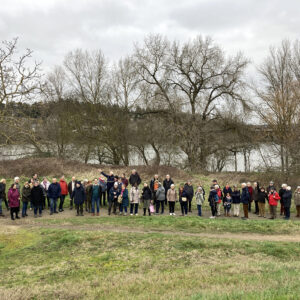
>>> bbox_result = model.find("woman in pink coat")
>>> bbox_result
[8,184,20,220]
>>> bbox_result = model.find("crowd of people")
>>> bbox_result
[0,169,300,221]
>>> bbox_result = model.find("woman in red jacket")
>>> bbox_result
[8,184,20,220]
[59,176,68,212]
[268,188,281,219]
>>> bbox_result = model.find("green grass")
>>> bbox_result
[1,226,300,299]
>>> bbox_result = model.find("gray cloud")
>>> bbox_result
[1,0,299,71]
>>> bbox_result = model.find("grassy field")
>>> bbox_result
[1,213,300,299]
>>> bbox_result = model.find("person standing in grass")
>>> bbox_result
[241,183,250,220]
[21,182,31,217]
[231,185,241,217]
[150,174,160,204]
[167,184,177,216]
[184,180,194,213]
[179,186,188,216]
[223,184,232,214]
[195,186,204,217]
[40,177,50,210]
[252,182,260,215]
[224,193,232,217]
[208,186,218,219]
[268,187,280,219]
[215,185,223,216]
[163,174,174,206]
[84,180,92,213]
[120,184,129,216]
[99,175,107,207]
[48,178,61,215]
[130,183,140,216]
[295,186,300,217]
[31,181,44,218]
[257,187,268,218]
[91,178,101,216]
[108,182,120,215]
[59,176,68,212]
[282,186,292,220]
[72,181,86,216]
[0,179,7,216]
[8,184,20,220]
[267,181,276,193]
[67,176,76,210]
[156,183,166,215]
[141,183,152,216]
[279,184,287,216]
[247,182,253,213]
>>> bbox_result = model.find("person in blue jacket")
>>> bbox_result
[241,183,250,220]
[47,178,61,215]
[71,181,86,216]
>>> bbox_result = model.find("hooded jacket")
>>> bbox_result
[71,183,86,205]
[31,185,44,206]
[156,186,166,201]
[268,191,280,206]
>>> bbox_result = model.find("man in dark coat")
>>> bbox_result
[31,181,44,217]
[282,186,292,220]
[47,178,61,215]
[163,175,174,205]
[71,181,86,216]
[129,169,141,187]
[184,181,194,213]
[241,183,250,220]
[100,170,115,202]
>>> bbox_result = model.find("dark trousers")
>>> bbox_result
[120,205,128,213]
[248,201,252,212]
[59,195,66,211]
[34,205,42,215]
[197,204,202,216]
[254,201,259,214]
[100,192,106,206]
[130,203,139,214]
[280,202,285,215]
[210,203,216,216]
[4,198,9,210]
[180,202,188,215]
[108,200,117,215]
[143,208,151,215]
[22,202,28,216]
[10,207,19,219]
[188,199,192,212]
[169,201,175,213]
[156,201,164,214]
[76,204,83,215]
[284,206,290,219]
[69,194,73,209]
[243,204,249,218]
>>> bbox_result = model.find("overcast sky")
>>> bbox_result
[1,0,299,72]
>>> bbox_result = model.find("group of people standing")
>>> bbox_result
[207,180,300,220]
[0,171,300,221]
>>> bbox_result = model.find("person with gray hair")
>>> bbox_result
[279,183,288,216]
[167,184,177,215]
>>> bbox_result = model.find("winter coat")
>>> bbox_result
[8,188,20,208]
[294,191,300,206]
[163,178,174,194]
[257,191,268,204]
[59,179,68,195]
[121,177,128,187]
[121,189,129,207]
[252,185,260,202]
[129,173,141,186]
[72,184,86,205]
[141,187,152,201]
[268,192,280,206]
[156,186,166,201]
[91,184,101,199]
[208,190,218,207]
[109,187,120,202]
[0,183,6,200]
[231,190,241,204]
[184,184,194,201]
[31,185,44,206]
[223,187,232,199]
[195,191,204,205]
[279,188,286,204]
[216,188,223,204]
[48,182,61,199]
[241,187,250,204]
[21,186,32,203]
[282,190,292,208]
[68,181,76,196]
[101,172,115,191]
[167,189,177,202]
[85,185,92,202]
[130,187,140,204]
[99,179,107,193]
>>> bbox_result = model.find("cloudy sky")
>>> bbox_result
[1,0,299,72]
